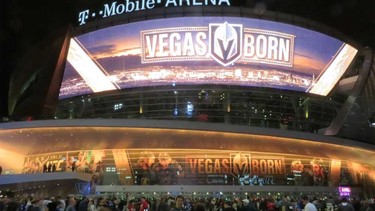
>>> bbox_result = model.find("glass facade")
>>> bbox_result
[56,85,344,133]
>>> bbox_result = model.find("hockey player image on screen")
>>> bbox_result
[154,152,185,185]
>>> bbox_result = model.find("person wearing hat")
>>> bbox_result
[224,201,236,211]
[300,195,317,211]
[241,198,257,211]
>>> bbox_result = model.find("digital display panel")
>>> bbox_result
[1,125,374,189]
[21,149,370,188]
[339,186,351,196]
[59,17,358,99]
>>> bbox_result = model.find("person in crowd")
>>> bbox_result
[169,200,176,210]
[337,198,355,211]
[301,195,317,211]
[194,203,206,211]
[233,200,239,210]
[97,198,107,210]
[242,198,257,211]
[224,200,236,211]
[78,197,89,211]
[21,196,33,211]
[325,196,335,211]
[55,200,65,211]
[5,193,375,211]
[65,197,77,211]
[184,197,193,211]
[87,198,96,211]
[26,198,44,211]
[289,199,300,211]
[280,196,292,211]
[139,197,149,211]
[352,197,361,211]
[117,199,126,211]
[157,197,169,211]
[170,196,185,211]
[56,196,66,211]
[127,199,136,211]
[360,200,374,211]
[312,197,322,211]
[210,198,218,210]
[46,199,61,211]
[266,198,276,211]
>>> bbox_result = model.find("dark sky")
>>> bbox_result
[1,0,374,118]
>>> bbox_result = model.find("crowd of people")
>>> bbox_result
[0,193,375,211]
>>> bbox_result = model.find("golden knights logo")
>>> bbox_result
[209,22,243,66]
[231,152,251,176]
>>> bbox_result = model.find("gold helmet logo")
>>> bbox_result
[232,153,250,175]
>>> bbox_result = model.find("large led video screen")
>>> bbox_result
[59,17,358,99]
[22,149,370,188]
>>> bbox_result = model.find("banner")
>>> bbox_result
[23,149,371,187]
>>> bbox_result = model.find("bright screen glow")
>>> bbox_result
[59,17,358,99]
[339,186,351,196]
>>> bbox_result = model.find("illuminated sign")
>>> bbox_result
[339,186,351,196]
[251,158,285,175]
[339,186,351,192]
[60,17,357,99]
[141,22,294,67]
[78,0,232,25]
[16,145,374,187]
[187,157,231,174]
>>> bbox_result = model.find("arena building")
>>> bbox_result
[1,1,375,199]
